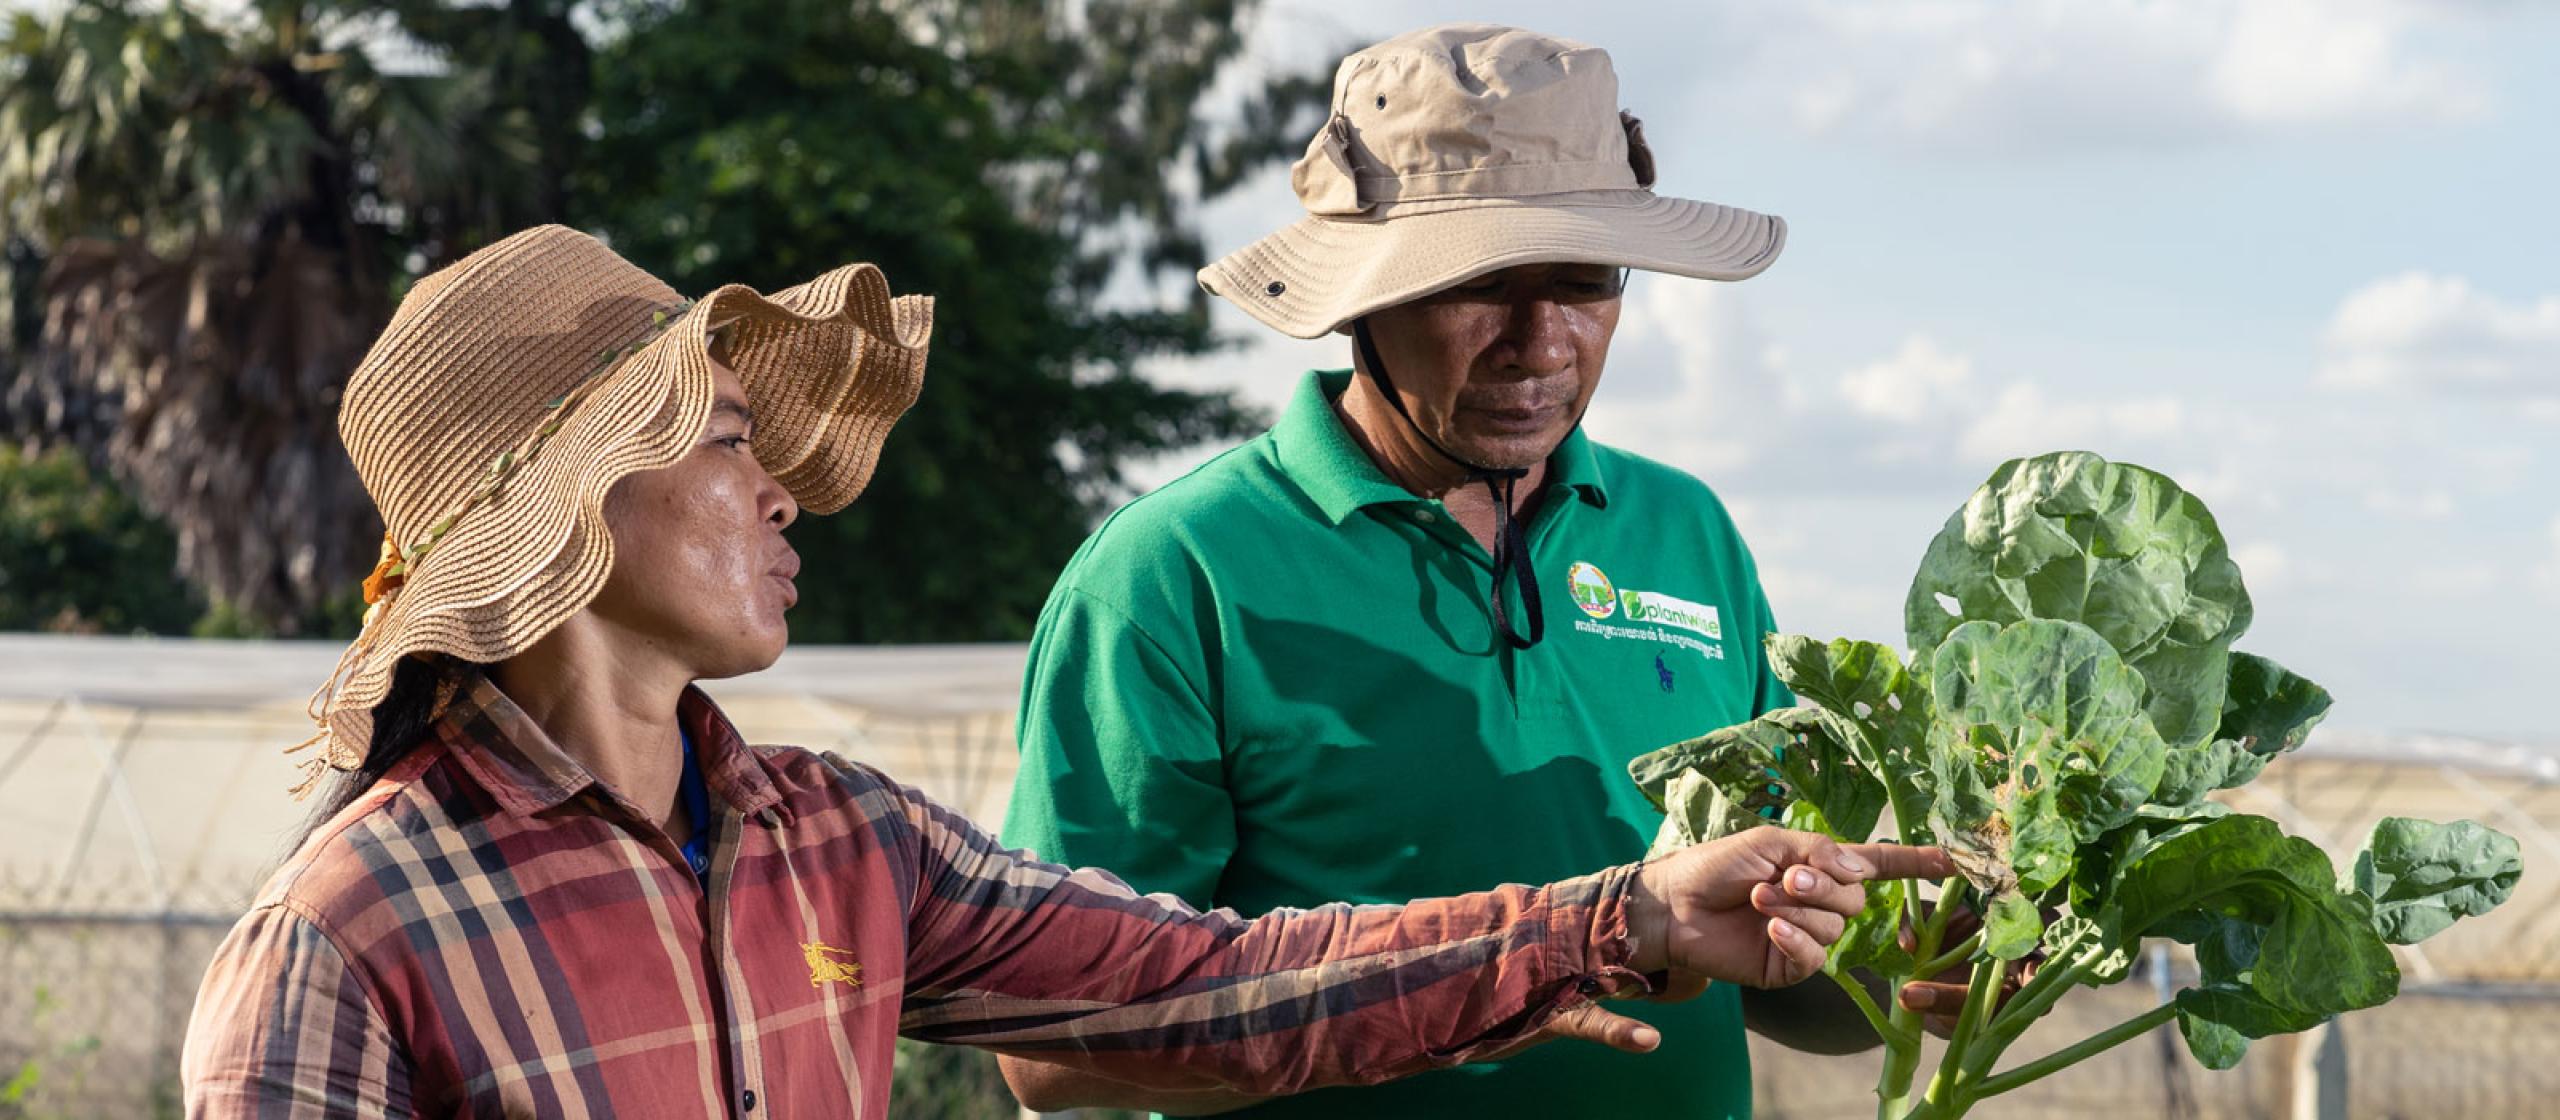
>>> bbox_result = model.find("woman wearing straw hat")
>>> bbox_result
[177,225,1950,1117]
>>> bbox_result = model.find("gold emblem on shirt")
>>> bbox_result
[803,941,863,989]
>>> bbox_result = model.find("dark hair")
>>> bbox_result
[289,653,472,851]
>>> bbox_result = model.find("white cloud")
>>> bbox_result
[2363,487,2458,519]
[1713,0,2491,151]
[2231,541,2292,592]
[2320,272,2560,397]
[1755,561,1904,637]
[1586,279,1790,476]
[1839,335,1973,421]
[2538,516,2560,603]
[1590,303,2212,503]
[2208,0,2490,126]
[1955,382,2187,465]
[2409,560,2505,599]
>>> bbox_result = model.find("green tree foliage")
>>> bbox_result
[0,0,555,634]
[0,445,197,633]
[575,0,1318,640]
[3,0,1321,641]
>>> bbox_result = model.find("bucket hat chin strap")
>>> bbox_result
[1353,319,1548,651]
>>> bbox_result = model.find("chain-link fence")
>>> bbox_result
[1,910,232,1118]
[1751,966,2560,1118]
[5,637,2557,1118]
[1,639,1035,1119]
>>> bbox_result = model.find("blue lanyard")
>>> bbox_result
[677,728,713,883]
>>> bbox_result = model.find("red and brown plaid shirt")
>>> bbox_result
[183,676,1644,1118]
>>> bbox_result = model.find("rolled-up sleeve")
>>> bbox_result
[890,768,1646,1096]
[184,903,412,1119]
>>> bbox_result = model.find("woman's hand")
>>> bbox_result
[1628,827,1956,989]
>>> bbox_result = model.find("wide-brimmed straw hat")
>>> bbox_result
[1200,23,1786,338]
[292,225,931,790]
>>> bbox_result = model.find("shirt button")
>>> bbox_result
[1413,509,1438,524]
[741,1089,757,1112]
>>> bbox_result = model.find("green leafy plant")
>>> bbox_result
[1630,451,2522,1120]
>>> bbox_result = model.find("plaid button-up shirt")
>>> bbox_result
[183,676,1642,1118]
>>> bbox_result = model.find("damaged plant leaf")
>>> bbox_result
[1904,451,2250,751]
[1627,450,2523,1120]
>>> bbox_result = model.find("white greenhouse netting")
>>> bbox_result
[4,635,2556,1118]
[0,636,1027,1118]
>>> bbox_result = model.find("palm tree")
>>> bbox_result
[0,1,555,634]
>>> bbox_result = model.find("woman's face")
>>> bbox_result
[586,357,801,680]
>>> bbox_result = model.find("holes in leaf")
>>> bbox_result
[1934,592,1962,617]
[1853,701,1875,720]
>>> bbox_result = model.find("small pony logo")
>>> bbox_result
[803,941,863,989]
[1655,653,1676,693]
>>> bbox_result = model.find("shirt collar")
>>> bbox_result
[436,673,787,821]
[1269,369,1610,526]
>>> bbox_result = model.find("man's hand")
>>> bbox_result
[1894,905,2041,1038]
[1627,827,1956,989]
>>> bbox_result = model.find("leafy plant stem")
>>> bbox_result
[1913,930,1984,980]
[1877,875,1971,1117]
[1920,956,2005,1110]
[1972,943,2099,1067]
[1831,969,1915,1048]
[1913,876,1967,962]
[1874,1000,1927,1120]
[1969,1001,2181,1101]
[1884,776,1933,852]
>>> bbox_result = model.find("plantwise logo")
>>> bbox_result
[1619,589,1723,640]
[1566,561,1616,619]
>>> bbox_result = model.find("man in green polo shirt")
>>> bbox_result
[999,24,1916,1118]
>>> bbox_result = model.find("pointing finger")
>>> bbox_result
[1837,842,1958,883]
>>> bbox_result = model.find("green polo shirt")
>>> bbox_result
[1003,370,1790,1119]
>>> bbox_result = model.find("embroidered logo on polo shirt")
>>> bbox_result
[1566,562,1617,619]
[1619,589,1722,640]
[803,941,863,989]
[1564,573,1728,662]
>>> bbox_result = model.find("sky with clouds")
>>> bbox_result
[1128,0,2560,744]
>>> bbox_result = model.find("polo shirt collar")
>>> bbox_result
[437,672,787,821]
[1270,369,1610,525]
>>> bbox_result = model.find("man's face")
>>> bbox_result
[587,356,802,680]
[1360,262,1623,470]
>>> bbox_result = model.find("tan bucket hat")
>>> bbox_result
[291,225,931,790]
[1200,23,1786,338]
